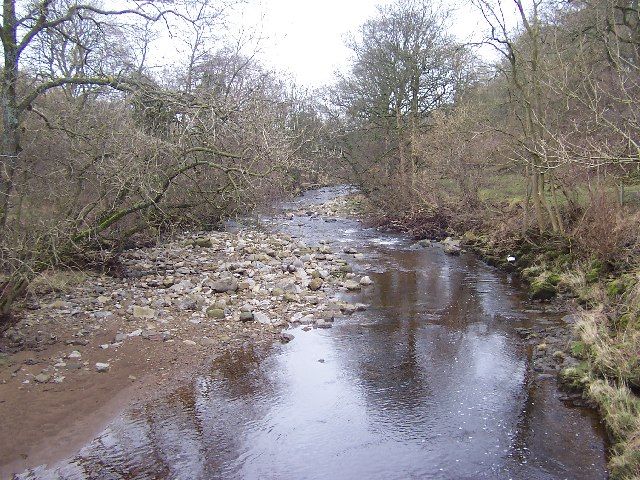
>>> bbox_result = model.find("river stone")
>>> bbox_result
[341,303,358,315]
[34,373,51,383]
[283,292,298,302]
[211,279,238,293]
[95,362,110,372]
[442,237,461,255]
[344,280,361,291]
[339,264,353,274]
[206,307,226,319]
[315,319,332,329]
[280,332,295,343]
[193,237,212,248]
[308,278,323,291]
[254,312,271,324]
[359,276,373,286]
[240,311,254,322]
[133,305,156,319]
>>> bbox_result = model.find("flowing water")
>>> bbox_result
[16,187,608,479]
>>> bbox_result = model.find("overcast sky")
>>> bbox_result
[229,0,500,89]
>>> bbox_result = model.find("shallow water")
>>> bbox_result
[16,186,608,479]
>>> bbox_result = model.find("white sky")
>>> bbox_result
[229,0,499,88]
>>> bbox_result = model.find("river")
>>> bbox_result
[15,186,608,479]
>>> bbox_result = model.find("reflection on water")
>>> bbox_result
[16,187,607,480]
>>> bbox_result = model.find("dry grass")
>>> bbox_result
[26,270,88,296]
[589,380,640,479]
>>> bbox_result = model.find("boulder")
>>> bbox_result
[442,237,462,255]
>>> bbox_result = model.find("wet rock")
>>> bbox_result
[280,332,295,343]
[344,280,361,291]
[442,237,461,255]
[315,319,332,329]
[339,264,353,274]
[95,362,110,372]
[562,314,579,324]
[341,303,358,315]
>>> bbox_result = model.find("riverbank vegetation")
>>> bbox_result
[1,0,639,476]
[329,0,640,477]
[0,0,335,317]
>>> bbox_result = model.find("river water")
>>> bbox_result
[16,187,607,479]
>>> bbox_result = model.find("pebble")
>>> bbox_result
[95,362,110,372]
[34,373,51,383]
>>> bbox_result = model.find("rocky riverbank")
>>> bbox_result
[0,216,374,474]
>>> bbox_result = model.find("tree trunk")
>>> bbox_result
[0,0,21,231]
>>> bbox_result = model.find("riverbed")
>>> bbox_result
[13,186,608,479]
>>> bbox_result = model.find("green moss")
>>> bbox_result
[570,341,589,360]
[606,275,636,298]
[522,264,545,280]
[586,259,604,284]
[559,362,592,390]
[530,271,561,300]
